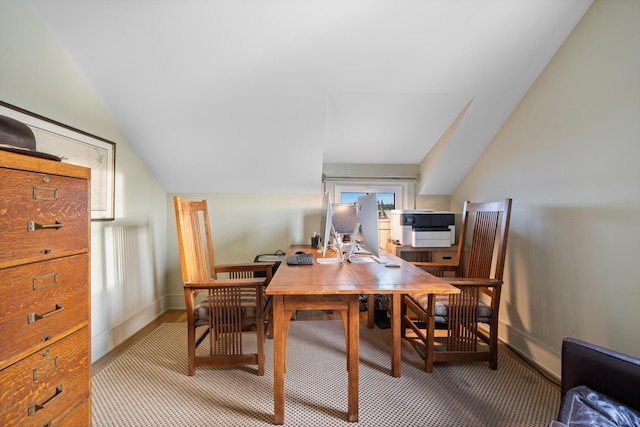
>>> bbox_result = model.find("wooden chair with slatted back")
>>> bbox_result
[402,198,512,373]
[173,196,274,376]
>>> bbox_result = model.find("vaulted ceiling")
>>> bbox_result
[29,0,591,195]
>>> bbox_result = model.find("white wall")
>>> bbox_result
[452,0,640,377]
[1,1,169,362]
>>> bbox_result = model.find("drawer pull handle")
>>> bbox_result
[27,220,64,232]
[28,304,64,324]
[28,385,63,416]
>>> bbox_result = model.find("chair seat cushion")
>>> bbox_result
[558,385,640,426]
[409,293,492,324]
[194,287,265,327]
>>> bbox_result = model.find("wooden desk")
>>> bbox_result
[266,246,458,424]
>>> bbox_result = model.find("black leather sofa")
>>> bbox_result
[552,337,640,426]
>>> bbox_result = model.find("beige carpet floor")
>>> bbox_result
[92,320,559,426]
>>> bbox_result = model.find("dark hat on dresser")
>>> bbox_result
[0,114,61,161]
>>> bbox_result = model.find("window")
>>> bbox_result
[333,184,407,211]
[339,191,396,211]
[322,169,417,211]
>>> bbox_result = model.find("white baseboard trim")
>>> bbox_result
[91,297,169,363]
[498,321,561,381]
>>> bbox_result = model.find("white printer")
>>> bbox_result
[389,210,455,247]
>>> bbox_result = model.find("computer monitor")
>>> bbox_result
[332,203,358,242]
[317,192,345,264]
[356,193,380,258]
[319,192,333,257]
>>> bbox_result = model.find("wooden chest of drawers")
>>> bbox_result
[0,151,91,427]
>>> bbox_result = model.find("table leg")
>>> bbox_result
[367,294,374,328]
[391,294,401,378]
[347,295,359,422]
[273,295,286,425]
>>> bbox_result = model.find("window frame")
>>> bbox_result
[334,184,402,209]
[324,181,416,211]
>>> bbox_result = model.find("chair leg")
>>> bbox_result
[256,285,265,376]
[187,329,196,376]
[264,295,274,340]
[425,295,436,373]
[489,322,498,370]
[185,289,197,376]
[400,299,407,338]
[425,321,435,373]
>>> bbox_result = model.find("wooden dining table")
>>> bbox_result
[265,245,458,424]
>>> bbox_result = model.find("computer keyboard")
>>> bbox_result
[286,253,315,265]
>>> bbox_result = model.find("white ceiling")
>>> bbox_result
[29,0,591,195]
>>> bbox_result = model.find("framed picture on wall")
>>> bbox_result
[0,101,116,220]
